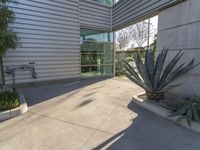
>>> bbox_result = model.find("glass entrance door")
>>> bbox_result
[80,29,113,77]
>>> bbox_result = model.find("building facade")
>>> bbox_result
[1,0,187,88]
[157,0,200,97]
[2,0,113,86]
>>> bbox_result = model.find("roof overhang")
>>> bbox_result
[112,0,185,31]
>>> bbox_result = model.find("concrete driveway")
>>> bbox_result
[0,77,200,150]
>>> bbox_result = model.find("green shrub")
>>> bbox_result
[170,98,200,126]
[0,91,20,111]
[115,59,125,76]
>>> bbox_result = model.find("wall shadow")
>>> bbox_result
[18,77,110,106]
[91,101,200,150]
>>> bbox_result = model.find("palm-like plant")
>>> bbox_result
[0,0,19,55]
[123,48,199,101]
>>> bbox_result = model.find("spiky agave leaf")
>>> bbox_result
[145,49,154,83]
[124,73,149,91]
[123,48,199,100]
[158,83,183,93]
[153,49,168,90]
[123,60,150,91]
[170,106,188,117]
[123,60,142,82]
[170,99,200,126]
[192,105,200,123]
[159,50,183,84]
[159,59,197,91]
[134,51,153,92]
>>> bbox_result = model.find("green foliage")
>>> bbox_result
[115,59,125,76]
[105,0,112,5]
[81,42,112,73]
[115,57,134,76]
[0,0,19,55]
[138,49,146,60]
[170,98,200,126]
[115,51,135,76]
[0,90,20,111]
[123,48,199,101]
[150,34,157,54]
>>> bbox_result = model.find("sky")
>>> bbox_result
[116,15,158,50]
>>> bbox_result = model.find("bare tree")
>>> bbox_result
[129,21,152,48]
[116,29,130,50]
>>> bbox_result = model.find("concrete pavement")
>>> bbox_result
[0,77,200,150]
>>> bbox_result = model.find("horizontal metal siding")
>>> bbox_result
[113,0,185,30]
[80,0,112,31]
[3,0,80,85]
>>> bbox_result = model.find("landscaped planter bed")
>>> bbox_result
[133,92,200,134]
[0,94,28,122]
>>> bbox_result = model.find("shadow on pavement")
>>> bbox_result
[18,77,110,106]
[92,101,200,150]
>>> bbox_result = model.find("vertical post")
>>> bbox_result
[113,32,116,76]
[111,3,115,76]
[0,56,5,87]
[147,18,151,49]
[78,0,81,78]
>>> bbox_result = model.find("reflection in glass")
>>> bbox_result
[92,0,112,5]
[80,29,113,77]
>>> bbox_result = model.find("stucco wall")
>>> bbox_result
[157,0,200,97]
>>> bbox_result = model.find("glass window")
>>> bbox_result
[81,29,113,77]
[113,0,120,4]
[92,0,112,5]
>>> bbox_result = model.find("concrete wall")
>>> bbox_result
[157,0,200,97]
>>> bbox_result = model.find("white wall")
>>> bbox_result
[157,0,200,97]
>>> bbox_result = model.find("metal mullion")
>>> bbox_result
[81,64,113,67]
[81,53,113,55]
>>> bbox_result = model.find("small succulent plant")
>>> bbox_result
[170,98,200,126]
[123,48,199,101]
[0,90,20,111]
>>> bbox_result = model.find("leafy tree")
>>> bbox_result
[0,0,19,55]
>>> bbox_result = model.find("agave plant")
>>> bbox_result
[170,98,200,126]
[123,48,199,101]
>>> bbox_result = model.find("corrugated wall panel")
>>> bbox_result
[3,0,80,85]
[113,0,185,30]
[80,0,112,31]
